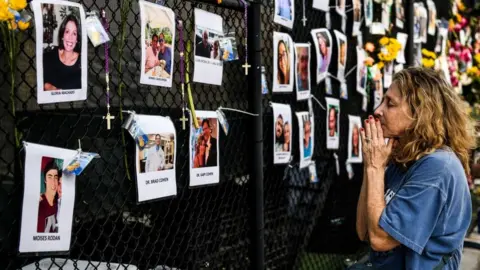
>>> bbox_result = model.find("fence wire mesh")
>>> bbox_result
[0,0,381,269]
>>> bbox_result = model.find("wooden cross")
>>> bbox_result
[180,113,188,130]
[103,113,115,130]
[302,16,307,26]
[242,62,251,75]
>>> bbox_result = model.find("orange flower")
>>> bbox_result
[364,57,374,66]
[365,42,375,53]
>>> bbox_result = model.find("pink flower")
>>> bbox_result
[454,41,462,50]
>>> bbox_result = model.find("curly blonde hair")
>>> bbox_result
[391,67,476,176]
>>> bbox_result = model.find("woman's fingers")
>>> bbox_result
[364,118,372,143]
[369,115,378,144]
[375,117,384,141]
[360,126,366,147]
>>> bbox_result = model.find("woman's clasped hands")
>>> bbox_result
[360,115,396,170]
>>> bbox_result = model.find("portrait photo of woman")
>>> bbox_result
[42,7,82,91]
[328,106,338,137]
[273,32,294,92]
[325,97,340,149]
[277,40,290,85]
[311,29,332,83]
[347,115,362,163]
[33,0,87,104]
[351,124,360,157]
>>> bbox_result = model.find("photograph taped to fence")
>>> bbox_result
[312,0,329,11]
[336,0,345,16]
[426,0,437,36]
[274,0,294,29]
[395,0,405,28]
[356,47,367,96]
[19,143,77,253]
[365,0,373,26]
[32,0,87,104]
[272,103,292,164]
[352,0,362,36]
[347,115,363,163]
[325,97,340,150]
[396,32,408,64]
[310,28,332,83]
[190,110,220,187]
[334,30,347,81]
[193,8,224,86]
[295,43,311,100]
[134,114,177,202]
[273,32,294,93]
[139,1,175,88]
[296,112,314,169]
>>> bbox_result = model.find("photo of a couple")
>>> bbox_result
[192,118,218,168]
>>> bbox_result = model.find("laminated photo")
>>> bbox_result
[372,65,383,109]
[272,103,292,164]
[134,114,177,203]
[384,61,393,89]
[193,9,224,86]
[139,1,175,88]
[352,0,362,36]
[336,0,346,17]
[295,43,311,100]
[312,0,329,11]
[381,3,392,31]
[427,0,437,36]
[325,97,340,150]
[396,32,408,64]
[296,112,314,169]
[414,3,428,43]
[311,28,332,83]
[356,47,367,96]
[395,0,404,29]
[274,0,294,29]
[347,115,362,163]
[365,0,373,26]
[190,110,220,187]
[273,32,294,93]
[32,0,87,104]
[334,30,347,82]
[435,26,448,55]
[19,143,77,253]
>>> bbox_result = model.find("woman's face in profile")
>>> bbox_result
[278,42,288,75]
[328,108,336,130]
[63,20,78,52]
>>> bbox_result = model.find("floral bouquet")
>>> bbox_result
[0,0,32,148]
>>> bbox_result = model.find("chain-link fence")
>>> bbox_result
[0,0,392,269]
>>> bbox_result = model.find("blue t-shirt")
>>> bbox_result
[158,47,172,75]
[370,148,471,269]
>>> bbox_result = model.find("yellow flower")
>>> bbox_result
[379,37,389,46]
[456,14,462,22]
[458,0,466,12]
[18,20,29,30]
[378,53,384,61]
[0,2,14,21]
[7,19,17,30]
[474,53,480,64]
[8,0,27,11]
[377,61,384,70]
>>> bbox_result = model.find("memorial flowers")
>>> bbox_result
[0,0,31,148]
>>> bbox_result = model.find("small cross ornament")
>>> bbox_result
[302,16,307,26]
[242,61,251,75]
[104,113,115,130]
[180,113,188,130]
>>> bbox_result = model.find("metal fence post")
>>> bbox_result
[247,0,264,269]
[405,0,415,67]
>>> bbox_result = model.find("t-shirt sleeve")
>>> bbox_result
[379,183,446,254]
